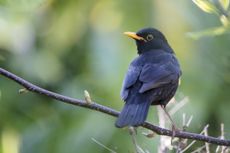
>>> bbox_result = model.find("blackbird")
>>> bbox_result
[115,28,182,128]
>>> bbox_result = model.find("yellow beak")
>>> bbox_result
[123,32,145,41]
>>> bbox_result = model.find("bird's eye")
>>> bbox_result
[146,34,154,41]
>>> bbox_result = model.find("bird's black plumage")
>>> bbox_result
[115,28,182,128]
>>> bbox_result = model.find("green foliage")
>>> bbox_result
[219,0,230,10]
[192,0,219,14]
[189,0,230,39]
[187,26,229,40]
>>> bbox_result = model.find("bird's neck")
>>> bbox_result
[137,41,174,54]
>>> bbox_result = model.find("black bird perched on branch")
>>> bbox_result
[115,28,181,128]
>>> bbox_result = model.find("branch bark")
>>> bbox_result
[0,67,230,146]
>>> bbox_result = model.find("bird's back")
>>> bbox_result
[126,50,180,105]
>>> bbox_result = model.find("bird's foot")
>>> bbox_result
[171,124,180,144]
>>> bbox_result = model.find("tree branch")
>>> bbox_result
[0,67,230,146]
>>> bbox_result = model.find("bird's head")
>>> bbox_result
[124,28,172,54]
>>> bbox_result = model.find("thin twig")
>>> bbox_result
[129,127,139,153]
[91,138,117,153]
[182,113,186,128]
[216,145,220,152]
[216,123,227,153]
[176,114,193,153]
[157,106,171,153]
[191,145,206,153]
[169,97,189,116]
[186,116,193,128]
[221,123,225,153]
[129,127,146,153]
[0,68,230,146]
[181,125,209,153]
[204,126,210,153]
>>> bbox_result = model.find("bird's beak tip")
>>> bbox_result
[123,31,144,41]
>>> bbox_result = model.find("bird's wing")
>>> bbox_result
[120,65,142,100]
[139,59,180,93]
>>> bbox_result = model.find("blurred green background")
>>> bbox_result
[0,0,229,152]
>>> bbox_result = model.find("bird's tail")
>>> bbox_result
[115,100,151,128]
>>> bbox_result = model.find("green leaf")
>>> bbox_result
[220,15,230,27]
[219,0,230,10]
[192,0,219,14]
[186,26,229,40]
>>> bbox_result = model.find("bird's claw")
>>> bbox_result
[171,125,180,144]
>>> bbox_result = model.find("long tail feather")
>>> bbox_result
[115,101,151,128]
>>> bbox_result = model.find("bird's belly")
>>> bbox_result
[124,81,178,107]
[150,82,178,106]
